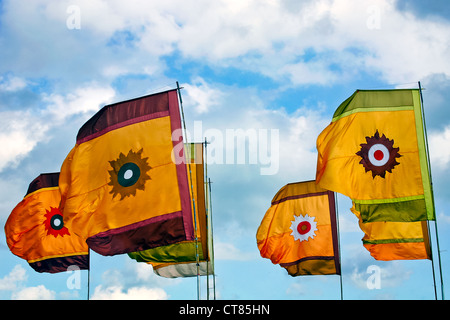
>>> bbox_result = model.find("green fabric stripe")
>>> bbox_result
[128,241,205,264]
[185,143,194,161]
[332,106,413,122]
[363,238,424,245]
[332,89,415,120]
[356,198,428,223]
[412,90,435,220]
[353,195,425,205]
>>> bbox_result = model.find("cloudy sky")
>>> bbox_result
[1,0,450,300]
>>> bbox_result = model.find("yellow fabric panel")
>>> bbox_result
[317,109,423,200]
[60,116,182,240]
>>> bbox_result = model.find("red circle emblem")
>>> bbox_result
[374,149,384,161]
[297,221,311,235]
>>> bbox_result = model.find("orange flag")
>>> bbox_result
[59,89,194,256]
[256,181,340,276]
[5,173,89,273]
[351,203,431,261]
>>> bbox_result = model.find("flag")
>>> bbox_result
[256,181,340,276]
[4,173,89,273]
[316,89,434,222]
[129,143,214,278]
[59,89,194,256]
[351,203,431,261]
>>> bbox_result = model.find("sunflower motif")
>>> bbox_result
[290,214,318,242]
[44,207,70,238]
[108,148,151,200]
[356,130,401,179]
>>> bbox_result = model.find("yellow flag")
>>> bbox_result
[256,181,340,276]
[316,89,434,222]
[5,173,89,273]
[60,89,194,256]
[129,143,214,278]
[351,203,431,261]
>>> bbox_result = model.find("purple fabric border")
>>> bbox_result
[327,190,341,275]
[26,172,60,196]
[168,90,194,241]
[271,191,329,206]
[92,211,183,238]
[76,89,173,144]
[29,254,89,274]
[77,110,169,144]
[87,211,187,256]
[280,255,335,267]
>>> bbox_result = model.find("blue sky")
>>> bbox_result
[1,0,450,300]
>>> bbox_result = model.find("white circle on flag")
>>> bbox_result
[290,214,318,242]
[124,169,133,180]
[368,143,389,167]
[53,218,61,227]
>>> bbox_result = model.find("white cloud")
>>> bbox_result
[339,213,361,233]
[278,106,329,179]
[0,111,50,172]
[157,0,450,84]
[350,261,412,290]
[2,0,450,87]
[184,83,329,179]
[327,0,450,84]
[214,242,256,261]
[429,126,450,169]
[0,75,27,92]
[0,265,27,291]
[133,262,155,282]
[42,83,115,121]
[183,78,222,114]
[91,285,168,300]
[0,265,55,300]
[11,285,56,300]
[281,61,340,86]
[0,82,115,173]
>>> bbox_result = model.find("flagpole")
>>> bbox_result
[176,81,201,300]
[204,139,210,300]
[204,138,216,300]
[87,249,90,300]
[425,220,438,300]
[334,193,344,300]
[419,81,445,300]
[418,81,438,299]
[208,177,217,300]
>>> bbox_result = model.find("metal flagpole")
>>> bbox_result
[418,82,437,299]
[176,81,201,300]
[208,177,217,300]
[87,249,90,300]
[334,193,344,300]
[418,81,445,300]
[203,136,216,300]
[204,139,210,300]
[425,219,438,300]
